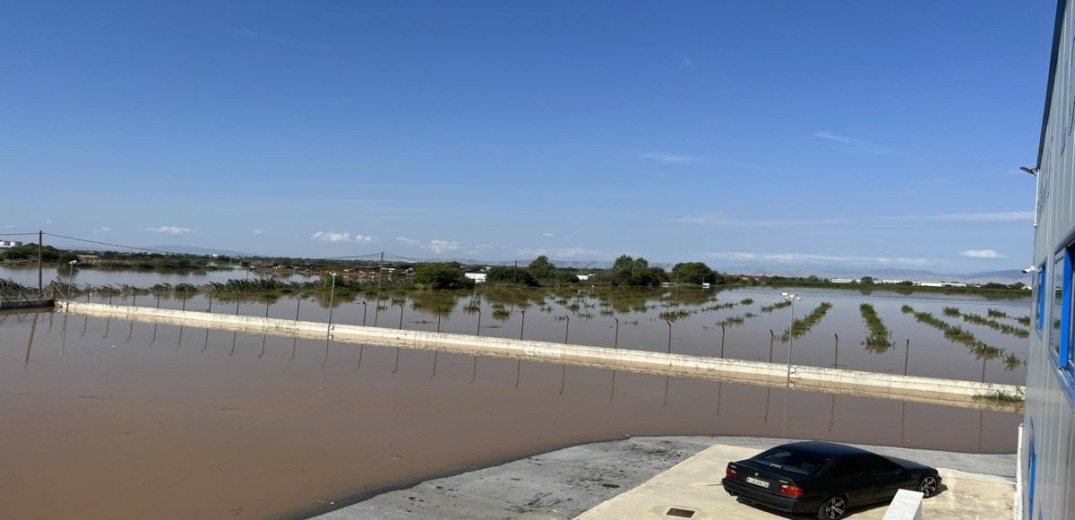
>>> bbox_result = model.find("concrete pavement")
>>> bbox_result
[310,436,1016,520]
[576,444,1015,520]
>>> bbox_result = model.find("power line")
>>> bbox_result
[321,253,386,261]
[42,232,179,255]
[0,232,39,238]
[34,231,430,264]
[321,252,423,263]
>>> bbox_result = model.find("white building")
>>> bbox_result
[0,240,24,250]
[464,272,487,283]
[1022,1,1075,517]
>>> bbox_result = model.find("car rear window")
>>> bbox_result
[752,448,829,476]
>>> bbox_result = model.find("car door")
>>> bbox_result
[826,456,872,506]
[858,454,911,502]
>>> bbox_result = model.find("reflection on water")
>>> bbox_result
[1,304,1022,519]
[2,284,1030,519]
[0,264,315,289]
[61,285,1032,384]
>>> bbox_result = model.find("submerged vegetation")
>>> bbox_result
[973,388,1026,405]
[780,302,833,342]
[901,305,1024,370]
[1,244,1033,383]
[859,303,893,352]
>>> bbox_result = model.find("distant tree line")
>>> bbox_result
[1,244,78,264]
[1,245,1030,298]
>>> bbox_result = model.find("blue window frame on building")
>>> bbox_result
[1038,264,1048,333]
[1051,242,1075,403]
[1051,254,1064,355]
[1028,425,1037,520]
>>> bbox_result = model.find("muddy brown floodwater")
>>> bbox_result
[2,306,1021,519]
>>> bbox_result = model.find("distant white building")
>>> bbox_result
[914,281,967,288]
[576,274,591,281]
[829,278,855,284]
[464,273,487,283]
[0,240,24,250]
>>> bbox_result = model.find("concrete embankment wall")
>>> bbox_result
[1,299,54,310]
[60,301,1023,412]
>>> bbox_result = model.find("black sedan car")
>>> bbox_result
[722,441,941,519]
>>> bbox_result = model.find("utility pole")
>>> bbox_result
[37,230,43,296]
[378,251,384,290]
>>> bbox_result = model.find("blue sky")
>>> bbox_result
[1,1,1056,273]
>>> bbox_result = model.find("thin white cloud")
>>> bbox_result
[638,152,701,164]
[673,212,852,227]
[814,131,896,155]
[814,131,856,144]
[428,240,461,254]
[680,57,695,68]
[396,236,460,254]
[960,249,1004,259]
[311,231,375,243]
[516,247,603,259]
[233,29,289,44]
[906,212,1033,222]
[312,231,349,242]
[252,228,263,235]
[91,227,111,234]
[542,232,556,237]
[148,226,190,234]
[706,251,930,267]
[674,211,1033,227]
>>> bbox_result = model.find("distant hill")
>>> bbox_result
[719,266,1030,284]
[442,259,1031,283]
[149,245,250,257]
[97,247,1033,284]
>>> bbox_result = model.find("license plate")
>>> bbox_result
[745,476,769,488]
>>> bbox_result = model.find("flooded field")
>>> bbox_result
[0,279,1029,519]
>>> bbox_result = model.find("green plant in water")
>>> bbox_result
[973,388,1025,404]
[658,309,691,322]
[859,303,893,352]
[780,302,833,342]
[1004,353,1025,370]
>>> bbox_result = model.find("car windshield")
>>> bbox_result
[752,448,830,476]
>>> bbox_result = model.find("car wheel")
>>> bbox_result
[817,495,847,520]
[918,474,940,497]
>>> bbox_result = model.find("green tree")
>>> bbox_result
[605,255,668,287]
[860,276,875,285]
[486,265,538,286]
[412,263,475,290]
[2,244,64,261]
[550,270,580,285]
[671,261,717,285]
[527,255,556,280]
